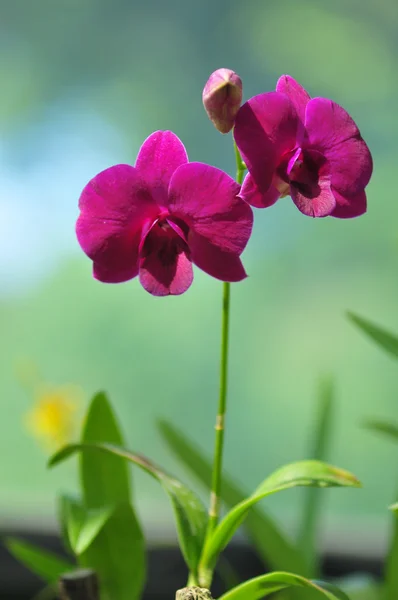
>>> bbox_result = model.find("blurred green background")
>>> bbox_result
[1,0,397,560]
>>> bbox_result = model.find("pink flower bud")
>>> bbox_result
[202,68,243,134]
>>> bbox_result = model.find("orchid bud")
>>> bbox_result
[202,68,242,134]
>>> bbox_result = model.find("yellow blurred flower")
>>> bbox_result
[25,384,82,451]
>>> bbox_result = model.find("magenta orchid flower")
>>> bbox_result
[76,131,253,296]
[233,75,373,218]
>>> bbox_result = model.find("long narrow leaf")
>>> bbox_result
[297,377,334,577]
[218,571,349,600]
[347,312,398,358]
[78,392,145,600]
[385,512,398,600]
[158,419,307,575]
[200,461,360,577]
[5,538,74,583]
[49,440,208,575]
[364,420,398,443]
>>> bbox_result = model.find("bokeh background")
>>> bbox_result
[1,0,397,560]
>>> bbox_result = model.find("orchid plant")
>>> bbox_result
[6,70,373,600]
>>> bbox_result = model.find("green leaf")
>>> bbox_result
[5,538,74,583]
[297,377,334,577]
[80,391,131,507]
[63,496,86,553]
[60,495,116,556]
[200,460,360,577]
[364,419,398,443]
[218,571,350,600]
[58,494,75,555]
[81,502,145,600]
[385,500,398,600]
[75,505,115,555]
[347,312,398,358]
[49,440,208,575]
[78,392,145,600]
[158,420,306,575]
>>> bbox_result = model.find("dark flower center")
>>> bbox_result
[141,218,190,268]
[278,147,328,198]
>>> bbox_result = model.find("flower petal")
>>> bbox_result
[135,131,188,205]
[304,98,373,197]
[168,162,253,255]
[234,91,299,195]
[276,75,311,122]
[76,164,158,283]
[330,189,367,219]
[290,175,336,218]
[139,224,193,296]
[239,172,281,209]
[189,232,248,282]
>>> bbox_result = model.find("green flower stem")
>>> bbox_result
[200,141,246,581]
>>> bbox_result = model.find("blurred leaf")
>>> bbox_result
[297,377,334,577]
[75,505,115,555]
[5,538,74,583]
[63,496,86,553]
[78,392,145,600]
[58,494,75,555]
[61,496,115,556]
[218,571,350,600]
[385,500,398,600]
[347,312,398,358]
[217,555,241,592]
[49,440,207,575]
[31,585,57,600]
[158,420,306,575]
[80,391,131,506]
[364,420,398,443]
[199,460,360,577]
[337,573,381,600]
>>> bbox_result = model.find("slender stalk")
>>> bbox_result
[204,141,246,539]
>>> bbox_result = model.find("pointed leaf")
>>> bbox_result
[158,419,306,575]
[80,391,131,506]
[49,441,208,574]
[200,460,360,575]
[5,538,74,583]
[218,572,350,600]
[80,502,145,600]
[64,497,86,552]
[76,505,115,555]
[79,392,145,600]
[364,420,398,443]
[58,495,75,555]
[347,312,398,358]
[297,377,334,577]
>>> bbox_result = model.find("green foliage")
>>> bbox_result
[218,571,350,600]
[60,496,115,555]
[347,312,398,359]
[158,419,307,575]
[364,420,398,442]
[49,440,208,578]
[297,378,334,577]
[4,538,74,583]
[199,461,360,582]
[365,420,398,600]
[385,509,398,600]
[76,392,145,600]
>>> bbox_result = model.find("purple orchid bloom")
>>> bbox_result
[76,131,253,296]
[233,75,373,218]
